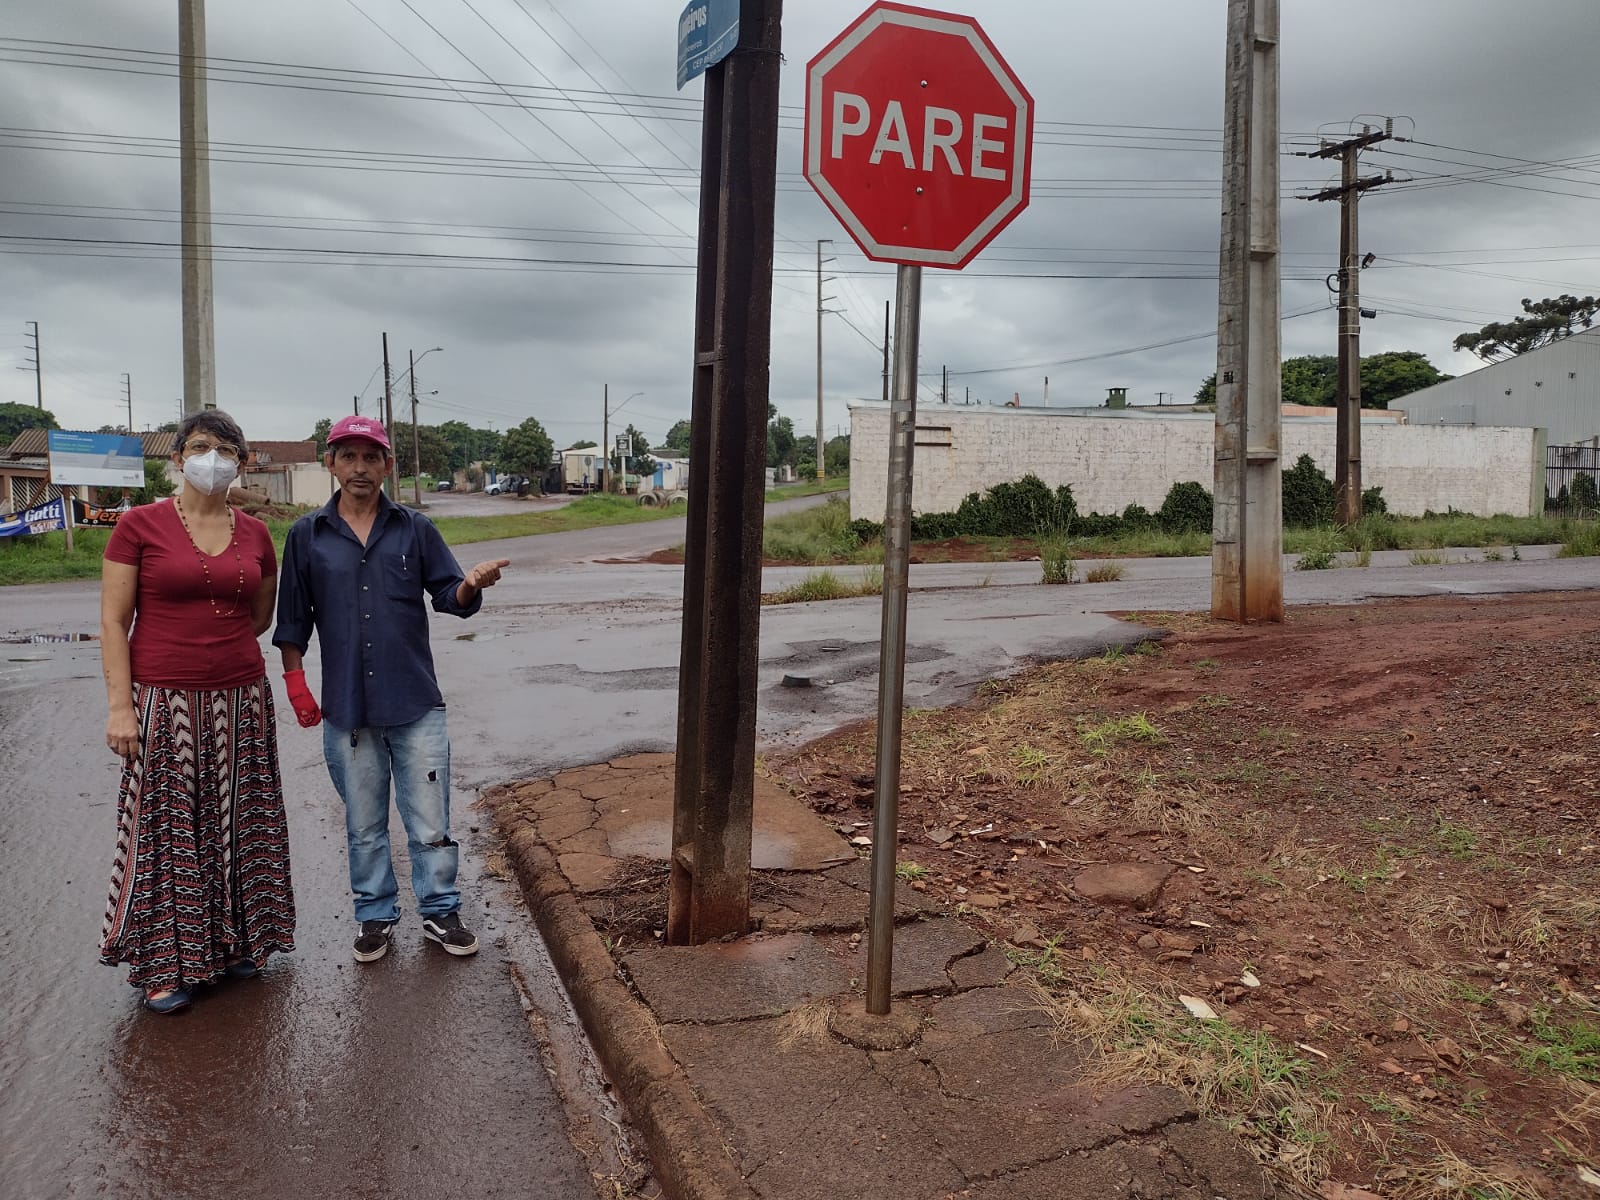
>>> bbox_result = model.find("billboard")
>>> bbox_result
[0,497,67,539]
[48,430,145,488]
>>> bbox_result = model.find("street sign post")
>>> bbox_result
[804,1,1031,1015]
[676,0,740,90]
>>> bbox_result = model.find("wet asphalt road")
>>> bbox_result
[2,493,1596,1199]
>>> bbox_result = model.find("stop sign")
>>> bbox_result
[804,2,1033,270]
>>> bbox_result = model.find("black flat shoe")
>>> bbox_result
[224,958,259,980]
[144,987,192,1014]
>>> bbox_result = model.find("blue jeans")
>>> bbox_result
[323,707,460,922]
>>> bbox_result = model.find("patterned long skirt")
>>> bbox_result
[99,677,296,992]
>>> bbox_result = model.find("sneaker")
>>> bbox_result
[353,920,395,963]
[421,912,479,957]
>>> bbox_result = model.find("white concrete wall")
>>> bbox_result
[849,405,1543,522]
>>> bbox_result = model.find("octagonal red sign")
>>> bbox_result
[804,2,1033,270]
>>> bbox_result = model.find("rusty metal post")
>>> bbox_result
[668,0,783,944]
[1212,0,1283,623]
[865,264,921,1013]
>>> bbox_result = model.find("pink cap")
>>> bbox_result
[327,415,391,451]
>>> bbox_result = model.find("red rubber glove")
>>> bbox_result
[283,669,322,728]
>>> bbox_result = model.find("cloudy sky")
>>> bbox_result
[1,1,1596,449]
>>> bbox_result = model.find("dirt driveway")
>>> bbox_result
[773,591,1600,1199]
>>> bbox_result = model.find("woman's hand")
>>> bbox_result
[107,708,139,760]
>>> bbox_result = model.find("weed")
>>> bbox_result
[1410,550,1446,566]
[764,567,883,605]
[1079,712,1162,757]
[1100,643,1128,663]
[1433,819,1479,861]
[1559,521,1600,557]
[1482,545,1506,562]
[1084,561,1126,583]
[1517,1011,1600,1083]
[1012,745,1055,785]
[1193,658,1220,673]
[1040,538,1078,584]
[1294,529,1344,571]
[1451,981,1496,1006]
[1005,936,1069,986]
[895,862,930,882]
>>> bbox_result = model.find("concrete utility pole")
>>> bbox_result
[602,383,609,493]
[816,239,833,479]
[1303,123,1394,524]
[122,373,133,432]
[1212,0,1284,623]
[178,0,216,415]
[382,332,397,498]
[669,0,783,945]
[23,321,41,409]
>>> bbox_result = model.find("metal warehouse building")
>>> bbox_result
[1400,326,1600,445]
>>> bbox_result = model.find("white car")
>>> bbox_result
[483,481,504,495]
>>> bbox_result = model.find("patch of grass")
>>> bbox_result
[1078,712,1162,757]
[1084,561,1126,583]
[1450,981,1496,1006]
[1034,970,1332,1184]
[1409,549,1446,566]
[1517,1012,1600,1083]
[895,861,929,882]
[1005,936,1070,986]
[762,496,863,562]
[1558,520,1600,557]
[763,475,850,503]
[1011,744,1056,785]
[1293,529,1344,571]
[1433,819,1479,861]
[1039,537,1077,584]
[763,566,884,605]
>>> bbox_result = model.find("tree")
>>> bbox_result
[823,434,850,476]
[128,458,176,506]
[612,424,656,479]
[1453,295,1599,362]
[311,418,332,457]
[663,419,692,454]
[0,402,59,444]
[1361,350,1449,409]
[501,418,555,480]
[1280,355,1337,407]
[390,422,452,478]
[1196,349,1450,411]
[766,403,795,467]
[436,420,500,472]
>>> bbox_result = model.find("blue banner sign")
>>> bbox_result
[48,430,145,487]
[0,497,67,539]
[677,0,739,90]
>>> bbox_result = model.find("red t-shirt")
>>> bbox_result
[104,499,276,689]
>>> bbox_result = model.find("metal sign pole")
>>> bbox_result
[866,263,921,1015]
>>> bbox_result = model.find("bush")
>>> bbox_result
[1294,529,1344,571]
[1282,454,1335,527]
[1361,486,1388,515]
[1572,473,1599,516]
[849,517,884,544]
[1158,481,1213,533]
[129,459,176,507]
[1120,503,1157,529]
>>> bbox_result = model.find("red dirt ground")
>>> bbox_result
[772,592,1600,1198]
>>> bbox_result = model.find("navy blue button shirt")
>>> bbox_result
[272,490,481,729]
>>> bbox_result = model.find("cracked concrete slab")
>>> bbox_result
[843,918,988,996]
[624,933,853,1023]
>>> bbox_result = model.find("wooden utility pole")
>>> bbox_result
[669,0,783,945]
[1303,123,1393,524]
[602,384,610,494]
[881,300,891,404]
[178,0,216,414]
[1212,0,1283,623]
[409,349,422,506]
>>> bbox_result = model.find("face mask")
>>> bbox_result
[182,450,239,496]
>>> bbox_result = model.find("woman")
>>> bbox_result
[98,410,296,1013]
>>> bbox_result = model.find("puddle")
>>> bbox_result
[1,633,99,645]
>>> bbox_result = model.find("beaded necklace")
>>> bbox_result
[173,495,245,617]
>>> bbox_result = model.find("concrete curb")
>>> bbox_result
[491,798,757,1200]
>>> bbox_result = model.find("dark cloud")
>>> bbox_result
[1,1,1595,443]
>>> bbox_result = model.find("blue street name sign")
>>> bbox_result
[676,0,739,90]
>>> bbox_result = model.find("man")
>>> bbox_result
[273,415,510,962]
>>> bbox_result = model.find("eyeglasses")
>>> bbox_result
[181,439,243,462]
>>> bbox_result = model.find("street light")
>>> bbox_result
[407,346,444,505]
